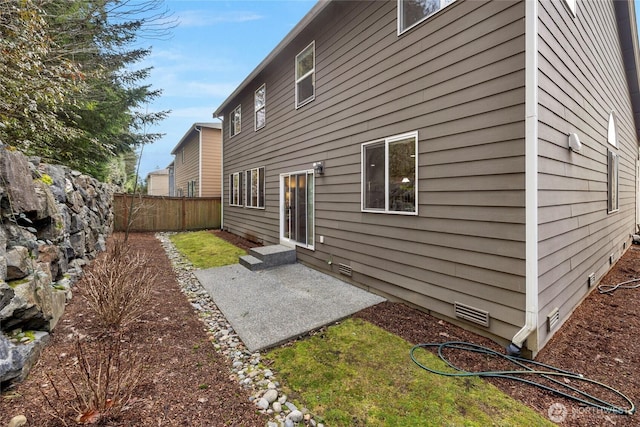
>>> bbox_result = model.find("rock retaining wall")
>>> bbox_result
[0,147,113,387]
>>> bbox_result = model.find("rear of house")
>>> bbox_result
[171,123,222,197]
[215,0,639,355]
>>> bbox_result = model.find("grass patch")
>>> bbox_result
[267,318,554,427]
[169,230,247,268]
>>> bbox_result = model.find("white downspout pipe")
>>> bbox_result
[508,0,539,356]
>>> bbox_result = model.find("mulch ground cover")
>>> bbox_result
[2,231,640,426]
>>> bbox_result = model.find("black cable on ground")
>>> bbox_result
[410,341,635,416]
[598,277,640,294]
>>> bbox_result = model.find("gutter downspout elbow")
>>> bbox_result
[508,0,539,358]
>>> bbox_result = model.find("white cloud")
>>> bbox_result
[177,10,263,27]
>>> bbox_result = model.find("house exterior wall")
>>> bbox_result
[535,0,637,349]
[174,132,200,197]
[201,127,222,197]
[147,172,169,196]
[221,0,528,342]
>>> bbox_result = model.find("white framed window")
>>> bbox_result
[362,131,418,215]
[255,84,266,130]
[245,167,265,208]
[230,105,241,137]
[608,111,617,147]
[229,172,243,206]
[187,180,197,198]
[608,150,619,213]
[398,0,456,35]
[295,41,315,108]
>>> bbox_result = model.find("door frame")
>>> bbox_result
[279,169,315,250]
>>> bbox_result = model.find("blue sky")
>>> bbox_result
[138,0,640,180]
[138,0,316,179]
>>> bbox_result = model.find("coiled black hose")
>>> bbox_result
[410,341,635,416]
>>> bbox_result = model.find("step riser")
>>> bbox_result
[240,245,297,271]
[248,246,296,266]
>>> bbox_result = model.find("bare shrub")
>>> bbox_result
[40,334,148,425]
[81,238,156,331]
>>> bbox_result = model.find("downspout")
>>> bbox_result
[507,0,539,357]
[195,125,202,197]
[215,115,224,230]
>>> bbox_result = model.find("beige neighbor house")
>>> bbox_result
[214,0,640,357]
[170,123,222,197]
[146,168,170,196]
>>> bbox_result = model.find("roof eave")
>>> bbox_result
[170,122,222,155]
[614,0,640,142]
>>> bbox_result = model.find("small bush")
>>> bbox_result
[41,334,147,425]
[81,239,156,331]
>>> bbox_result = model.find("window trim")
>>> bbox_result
[295,41,315,109]
[245,166,266,209]
[255,84,266,131]
[361,131,419,215]
[230,105,241,137]
[397,0,457,36]
[229,172,243,207]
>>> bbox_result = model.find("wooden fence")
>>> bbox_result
[113,194,221,232]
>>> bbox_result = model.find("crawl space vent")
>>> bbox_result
[454,302,490,327]
[547,307,560,332]
[338,263,352,277]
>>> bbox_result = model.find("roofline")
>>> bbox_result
[213,0,330,118]
[170,122,222,155]
[614,0,640,141]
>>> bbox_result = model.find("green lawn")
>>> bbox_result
[169,230,246,268]
[267,318,554,427]
[170,231,553,426]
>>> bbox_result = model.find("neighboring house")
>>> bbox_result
[170,123,222,197]
[146,168,169,196]
[167,161,175,197]
[213,0,640,356]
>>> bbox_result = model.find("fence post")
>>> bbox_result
[181,196,186,231]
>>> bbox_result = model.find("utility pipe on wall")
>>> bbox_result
[508,0,539,357]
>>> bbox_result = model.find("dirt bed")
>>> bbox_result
[2,232,640,426]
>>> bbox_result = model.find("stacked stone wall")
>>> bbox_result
[0,147,113,386]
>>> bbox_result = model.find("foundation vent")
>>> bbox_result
[454,302,489,327]
[338,263,352,277]
[547,307,560,332]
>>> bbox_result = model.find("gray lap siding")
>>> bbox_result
[222,0,527,343]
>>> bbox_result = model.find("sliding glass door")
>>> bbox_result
[280,170,314,249]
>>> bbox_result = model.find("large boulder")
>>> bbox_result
[5,246,32,280]
[0,331,50,386]
[0,281,14,312]
[0,274,55,331]
[0,150,39,215]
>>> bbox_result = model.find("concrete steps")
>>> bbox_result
[239,245,296,271]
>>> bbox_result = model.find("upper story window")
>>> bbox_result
[230,105,241,137]
[295,41,315,108]
[246,167,265,208]
[398,0,456,34]
[255,84,266,130]
[362,131,418,215]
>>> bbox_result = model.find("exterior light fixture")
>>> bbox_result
[313,161,324,175]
